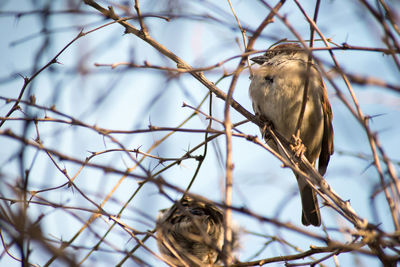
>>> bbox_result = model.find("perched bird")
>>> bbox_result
[249,43,334,226]
[156,196,224,266]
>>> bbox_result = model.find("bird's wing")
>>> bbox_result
[318,79,334,176]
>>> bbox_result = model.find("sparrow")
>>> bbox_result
[249,43,334,226]
[156,196,224,266]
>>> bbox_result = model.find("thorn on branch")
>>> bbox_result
[124,27,135,34]
[245,134,257,141]
[195,155,204,162]
[107,6,117,19]
[12,105,21,112]
[34,136,42,144]
[103,167,113,173]
[77,29,85,38]
[4,128,13,136]
[342,42,350,49]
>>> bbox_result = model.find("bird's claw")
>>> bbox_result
[259,115,273,141]
[290,134,306,158]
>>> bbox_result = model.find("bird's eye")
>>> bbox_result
[264,76,273,83]
[190,208,205,216]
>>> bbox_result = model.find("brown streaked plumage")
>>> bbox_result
[249,43,334,226]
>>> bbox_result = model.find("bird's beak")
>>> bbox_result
[250,55,269,65]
